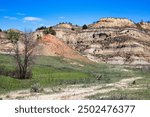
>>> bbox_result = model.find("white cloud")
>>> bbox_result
[16,12,25,16]
[4,16,17,20]
[59,16,65,19]
[24,17,42,21]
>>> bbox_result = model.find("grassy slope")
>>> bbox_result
[88,88,150,100]
[87,69,150,100]
[0,54,149,99]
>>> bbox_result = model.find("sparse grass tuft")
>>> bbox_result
[30,83,44,93]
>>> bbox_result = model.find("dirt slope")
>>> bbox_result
[35,35,90,62]
[0,31,90,62]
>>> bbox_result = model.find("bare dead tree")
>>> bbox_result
[7,30,38,79]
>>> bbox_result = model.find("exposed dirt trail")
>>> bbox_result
[1,77,142,100]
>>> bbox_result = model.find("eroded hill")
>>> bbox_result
[0,31,89,62]
[0,18,150,65]
[54,18,150,65]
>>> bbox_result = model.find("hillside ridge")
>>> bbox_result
[0,17,150,65]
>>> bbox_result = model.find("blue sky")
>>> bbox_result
[0,0,150,31]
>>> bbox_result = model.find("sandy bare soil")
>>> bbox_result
[1,77,142,100]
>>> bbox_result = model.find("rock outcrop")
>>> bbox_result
[54,23,150,65]
[0,32,14,54]
[54,23,79,29]
[35,35,90,62]
[139,22,150,30]
[89,18,136,28]
[1,18,150,66]
[0,31,89,62]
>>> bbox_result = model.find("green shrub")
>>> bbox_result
[43,27,56,35]
[71,28,75,31]
[30,83,44,93]
[36,26,47,31]
[82,24,88,30]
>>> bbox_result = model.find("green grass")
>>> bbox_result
[87,68,150,100]
[87,89,150,100]
[0,54,149,95]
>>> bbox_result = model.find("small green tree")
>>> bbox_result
[43,28,49,34]
[0,29,2,32]
[82,24,88,30]
[7,30,20,43]
[36,26,47,31]
[43,27,56,35]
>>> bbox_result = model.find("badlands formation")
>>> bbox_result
[0,18,150,65]
[54,18,150,65]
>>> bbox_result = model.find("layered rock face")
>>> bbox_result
[54,18,150,65]
[0,32,14,54]
[0,31,89,62]
[35,35,90,62]
[139,22,150,30]
[1,18,150,65]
